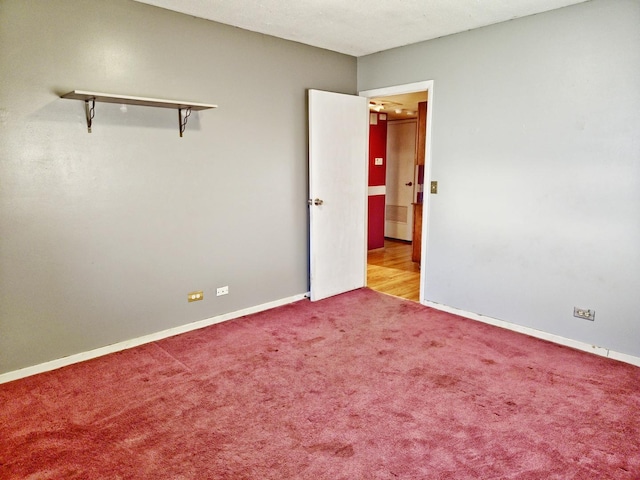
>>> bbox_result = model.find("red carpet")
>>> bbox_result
[1,288,639,478]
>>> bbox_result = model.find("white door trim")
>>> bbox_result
[359,80,435,304]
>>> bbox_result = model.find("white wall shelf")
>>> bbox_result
[61,90,217,137]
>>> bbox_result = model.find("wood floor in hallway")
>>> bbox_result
[367,239,420,302]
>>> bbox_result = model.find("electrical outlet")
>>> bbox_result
[216,286,229,296]
[573,307,595,321]
[188,290,204,302]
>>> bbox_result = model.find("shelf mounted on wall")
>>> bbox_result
[61,90,217,137]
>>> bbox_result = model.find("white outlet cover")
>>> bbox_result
[216,286,229,296]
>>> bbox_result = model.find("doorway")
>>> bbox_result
[360,81,433,304]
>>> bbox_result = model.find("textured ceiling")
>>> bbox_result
[133,0,590,56]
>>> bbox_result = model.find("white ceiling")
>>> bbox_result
[133,0,590,57]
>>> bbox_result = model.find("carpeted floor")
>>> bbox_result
[1,288,639,479]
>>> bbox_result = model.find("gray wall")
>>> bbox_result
[359,0,640,357]
[0,0,356,374]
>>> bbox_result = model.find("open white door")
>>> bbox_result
[308,89,368,301]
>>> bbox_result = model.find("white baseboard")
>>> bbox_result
[423,300,640,367]
[4,293,636,385]
[0,293,309,385]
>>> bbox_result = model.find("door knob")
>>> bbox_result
[405,181,413,186]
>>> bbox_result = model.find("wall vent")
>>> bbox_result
[386,205,408,223]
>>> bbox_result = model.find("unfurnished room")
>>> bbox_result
[1,0,639,478]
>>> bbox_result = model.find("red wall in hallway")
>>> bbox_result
[368,113,387,250]
[368,195,385,250]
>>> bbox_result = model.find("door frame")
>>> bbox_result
[359,80,434,304]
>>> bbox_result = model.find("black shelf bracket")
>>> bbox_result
[179,107,192,138]
[84,98,96,133]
